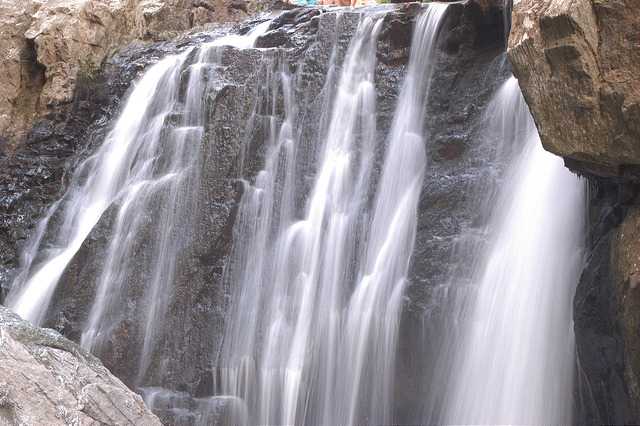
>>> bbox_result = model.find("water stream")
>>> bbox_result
[6,21,273,382]
[218,6,447,425]
[439,77,586,425]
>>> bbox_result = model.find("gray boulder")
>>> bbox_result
[0,305,161,426]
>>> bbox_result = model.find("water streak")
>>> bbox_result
[6,22,272,383]
[442,77,585,424]
[218,6,447,425]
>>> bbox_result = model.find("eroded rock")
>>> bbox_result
[0,0,45,146]
[508,0,640,178]
[0,0,259,147]
[0,305,161,425]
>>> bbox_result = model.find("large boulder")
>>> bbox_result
[508,0,640,178]
[0,305,161,425]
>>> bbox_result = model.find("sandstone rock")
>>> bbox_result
[0,0,255,147]
[25,0,137,107]
[0,0,45,146]
[0,305,161,425]
[508,0,640,178]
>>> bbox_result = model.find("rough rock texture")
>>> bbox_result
[0,0,262,146]
[613,204,640,418]
[572,179,640,425]
[0,0,45,147]
[0,305,161,425]
[508,0,640,178]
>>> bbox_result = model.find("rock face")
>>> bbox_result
[0,0,259,146]
[573,180,638,424]
[508,0,640,178]
[0,34,177,304]
[0,305,161,425]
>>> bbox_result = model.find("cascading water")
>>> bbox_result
[5,21,272,381]
[440,77,586,424]
[1,2,591,425]
[6,53,190,326]
[218,6,447,425]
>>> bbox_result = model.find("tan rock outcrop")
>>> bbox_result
[25,0,137,108]
[508,0,640,177]
[0,0,254,147]
[0,305,161,425]
[0,0,46,146]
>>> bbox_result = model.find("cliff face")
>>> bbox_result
[508,0,640,423]
[0,305,161,425]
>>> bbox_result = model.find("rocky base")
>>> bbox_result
[0,305,161,425]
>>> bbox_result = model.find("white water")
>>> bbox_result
[442,77,585,424]
[6,22,272,379]
[218,6,447,425]
[6,54,187,325]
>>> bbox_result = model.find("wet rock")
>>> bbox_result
[0,34,199,304]
[573,179,640,424]
[508,0,640,178]
[0,305,161,425]
[395,1,510,422]
[255,29,292,48]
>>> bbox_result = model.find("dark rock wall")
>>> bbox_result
[573,177,640,424]
[0,54,133,302]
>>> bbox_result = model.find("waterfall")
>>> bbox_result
[6,53,192,327]
[441,77,586,424]
[5,21,272,380]
[218,6,447,425]
[2,3,589,424]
